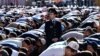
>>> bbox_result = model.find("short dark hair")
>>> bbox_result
[25,37,36,46]
[23,39,31,45]
[67,37,78,43]
[2,47,12,56]
[19,47,28,54]
[9,32,17,37]
[48,8,57,14]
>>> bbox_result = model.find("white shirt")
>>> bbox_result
[0,38,23,48]
[39,45,65,56]
[11,49,18,56]
[61,31,84,40]
[22,30,43,37]
[48,41,67,48]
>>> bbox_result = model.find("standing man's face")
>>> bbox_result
[48,13,56,20]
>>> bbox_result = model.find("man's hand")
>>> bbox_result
[52,38,58,42]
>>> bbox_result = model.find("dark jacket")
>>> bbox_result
[45,20,62,46]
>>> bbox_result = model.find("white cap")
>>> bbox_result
[67,41,79,51]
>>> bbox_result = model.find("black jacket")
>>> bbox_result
[45,20,62,42]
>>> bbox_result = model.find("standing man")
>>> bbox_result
[40,8,63,47]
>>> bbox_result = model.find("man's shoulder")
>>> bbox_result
[48,45,66,50]
[48,41,66,47]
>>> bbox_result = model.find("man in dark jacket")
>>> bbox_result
[40,8,63,47]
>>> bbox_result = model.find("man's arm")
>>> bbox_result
[39,24,45,30]
[39,47,55,56]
